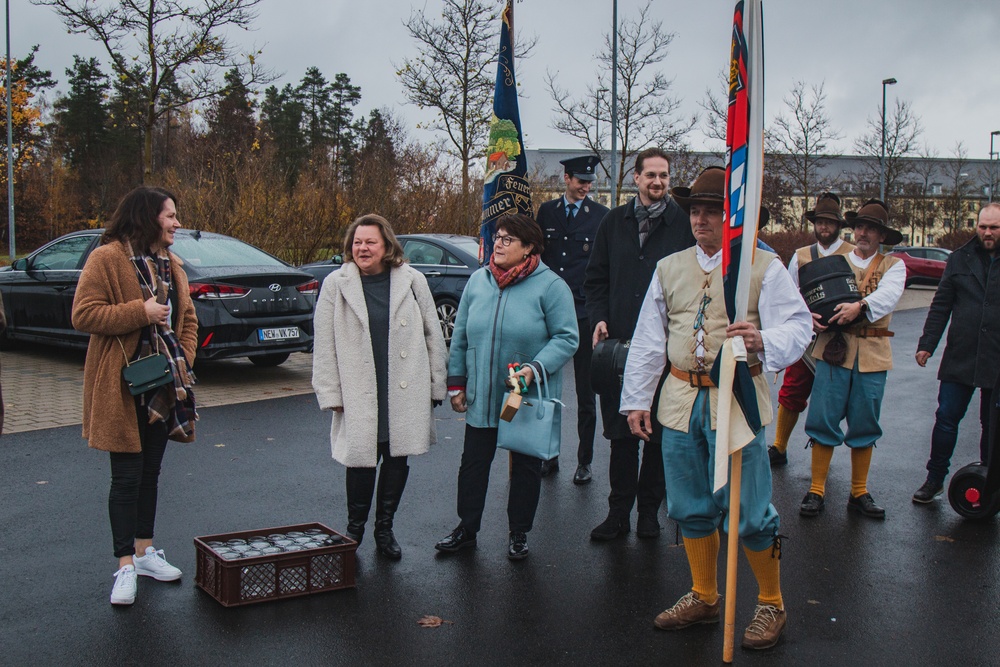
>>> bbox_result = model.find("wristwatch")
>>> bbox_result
[859,300,869,315]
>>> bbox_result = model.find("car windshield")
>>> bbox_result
[172,235,287,268]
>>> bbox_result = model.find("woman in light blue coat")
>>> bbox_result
[434,213,578,560]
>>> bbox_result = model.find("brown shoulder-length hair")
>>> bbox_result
[102,186,177,251]
[496,213,545,255]
[343,214,406,268]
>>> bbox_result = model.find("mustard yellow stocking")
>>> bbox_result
[808,443,835,496]
[851,446,874,498]
[772,405,798,454]
[743,544,783,609]
[683,532,720,605]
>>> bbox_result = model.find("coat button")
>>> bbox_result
[401,319,408,326]
[400,351,408,358]
[400,381,408,388]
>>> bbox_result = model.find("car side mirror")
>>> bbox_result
[331,254,343,265]
[11,257,27,271]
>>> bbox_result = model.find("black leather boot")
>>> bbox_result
[374,466,409,559]
[345,467,377,545]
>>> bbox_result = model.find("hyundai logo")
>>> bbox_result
[268,283,281,292]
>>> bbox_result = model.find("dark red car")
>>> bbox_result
[888,246,951,287]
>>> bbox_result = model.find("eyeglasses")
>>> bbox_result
[494,233,519,247]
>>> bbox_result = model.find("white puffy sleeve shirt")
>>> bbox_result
[620,246,813,414]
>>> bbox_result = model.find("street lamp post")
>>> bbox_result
[609,0,619,208]
[5,0,13,261]
[990,130,1000,204]
[879,77,897,202]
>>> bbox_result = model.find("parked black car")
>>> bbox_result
[0,229,318,366]
[299,233,479,344]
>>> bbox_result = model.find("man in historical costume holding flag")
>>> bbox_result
[800,199,905,520]
[768,193,854,466]
[621,166,811,649]
[480,0,533,266]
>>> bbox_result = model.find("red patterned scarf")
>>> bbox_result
[489,253,540,290]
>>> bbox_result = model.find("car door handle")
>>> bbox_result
[423,271,442,277]
[55,285,73,292]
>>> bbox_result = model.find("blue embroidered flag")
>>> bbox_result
[480,0,533,265]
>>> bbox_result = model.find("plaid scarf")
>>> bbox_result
[489,253,540,291]
[129,245,198,440]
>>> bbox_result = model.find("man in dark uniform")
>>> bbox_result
[538,155,610,483]
[584,147,695,540]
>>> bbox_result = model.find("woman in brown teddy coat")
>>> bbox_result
[72,186,198,606]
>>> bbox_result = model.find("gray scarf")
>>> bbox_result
[634,197,666,246]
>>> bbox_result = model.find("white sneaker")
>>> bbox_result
[110,565,137,605]
[133,547,182,582]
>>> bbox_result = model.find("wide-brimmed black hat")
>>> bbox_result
[805,192,846,227]
[560,155,600,182]
[670,166,769,227]
[845,198,903,246]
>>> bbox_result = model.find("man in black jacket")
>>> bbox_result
[538,155,610,483]
[913,203,1000,503]
[584,147,695,540]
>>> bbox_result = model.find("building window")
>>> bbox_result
[927,234,935,244]
[968,219,975,228]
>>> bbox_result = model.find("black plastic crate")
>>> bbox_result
[194,522,356,607]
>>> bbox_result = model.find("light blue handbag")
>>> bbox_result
[497,361,563,461]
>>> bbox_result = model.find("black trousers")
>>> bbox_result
[573,317,597,465]
[108,398,169,558]
[456,425,542,534]
[608,435,665,518]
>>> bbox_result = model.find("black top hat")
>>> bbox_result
[845,198,903,246]
[560,155,600,182]
[805,192,846,227]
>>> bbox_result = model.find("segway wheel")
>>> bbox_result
[948,463,1000,520]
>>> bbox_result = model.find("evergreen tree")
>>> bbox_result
[329,72,361,179]
[53,56,111,170]
[296,66,333,152]
[207,69,257,156]
[261,83,307,188]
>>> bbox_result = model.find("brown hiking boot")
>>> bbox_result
[741,604,786,649]
[653,592,721,630]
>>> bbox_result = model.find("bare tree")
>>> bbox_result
[908,143,939,243]
[766,81,842,229]
[34,0,272,180]
[547,0,695,204]
[396,0,534,221]
[942,141,976,231]
[698,69,729,149]
[852,98,923,210]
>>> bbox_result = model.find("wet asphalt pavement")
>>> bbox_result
[2,307,999,665]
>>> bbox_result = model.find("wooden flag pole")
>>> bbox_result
[722,449,743,663]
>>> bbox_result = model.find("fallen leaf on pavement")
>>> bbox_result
[215,444,226,448]
[36,481,48,485]
[417,615,453,628]
[933,535,955,542]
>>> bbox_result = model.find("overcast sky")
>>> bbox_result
[13,0,1000,162]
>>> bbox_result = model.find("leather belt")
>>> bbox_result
[669,364,763,388]
[856,328,894,338]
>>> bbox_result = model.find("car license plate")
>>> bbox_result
[258,327,300,342]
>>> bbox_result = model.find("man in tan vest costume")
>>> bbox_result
[800,199,905,519]
[769,193,854,466]
[620,167,812,650]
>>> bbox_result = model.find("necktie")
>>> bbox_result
[566,202,577,220]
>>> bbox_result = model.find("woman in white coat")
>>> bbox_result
[312,214,447,559]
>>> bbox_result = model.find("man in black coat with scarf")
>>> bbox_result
[584,147,695,540]
[913,203,1000,503]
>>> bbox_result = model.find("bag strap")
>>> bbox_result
[116,337,132,367]
[858,253,884,294]
[531,360,550,401]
